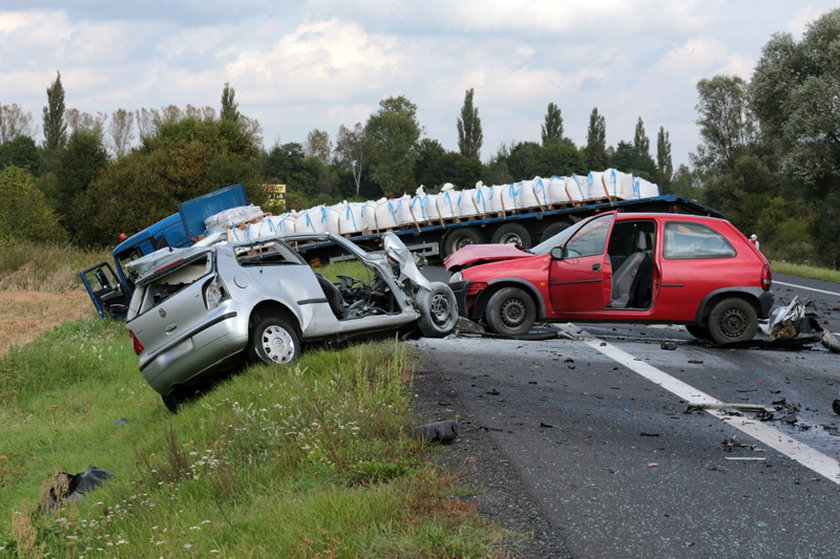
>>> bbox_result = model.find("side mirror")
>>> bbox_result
[550,247,565,260]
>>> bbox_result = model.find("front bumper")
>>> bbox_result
[448,280,471,316]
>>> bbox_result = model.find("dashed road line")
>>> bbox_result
[583,335,840,485]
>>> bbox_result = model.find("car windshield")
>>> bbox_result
[530,214,610,255]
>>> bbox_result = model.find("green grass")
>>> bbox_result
[0,241,110,293]
[0,319,506,558]
[772,260,840,284]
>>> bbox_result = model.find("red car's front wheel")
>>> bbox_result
[485,287,537,337]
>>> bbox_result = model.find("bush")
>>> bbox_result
[0,166,67,243]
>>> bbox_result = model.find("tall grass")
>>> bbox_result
[772,260,840,284]
[0,241,109,293]
[0,319,506,558]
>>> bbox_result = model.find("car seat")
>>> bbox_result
[609,230,650,309]
[315,274,347,319]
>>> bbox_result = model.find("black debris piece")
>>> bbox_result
[412,419,459,444]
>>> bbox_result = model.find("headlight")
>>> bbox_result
[449,271,463,283]
[204,277,228,310]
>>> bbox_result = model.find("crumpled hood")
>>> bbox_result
[444,243,534,271]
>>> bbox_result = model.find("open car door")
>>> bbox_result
[81,263,129,318]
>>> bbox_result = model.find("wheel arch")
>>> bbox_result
[694,287,764,325]
[249,300,302,337]
[472,278,546,321]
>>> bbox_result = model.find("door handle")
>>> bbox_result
[165,324,177,333]
[592,264,600,272]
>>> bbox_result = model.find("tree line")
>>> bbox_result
[0,77,673,249]
[1,8,837,269]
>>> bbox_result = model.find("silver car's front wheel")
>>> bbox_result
[249,317,301,365]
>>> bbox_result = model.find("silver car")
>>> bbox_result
[125,233,458,411]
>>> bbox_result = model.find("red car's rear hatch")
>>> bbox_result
[444,244,533,271]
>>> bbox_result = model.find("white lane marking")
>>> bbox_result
[584,337,840,485]
[774,280,840,297]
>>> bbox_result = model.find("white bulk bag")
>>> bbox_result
[374,194,414,229]
[360,200,378,232]
[475,184,503,213]
[458,189,479,217]
[520,177,548,209]
[587,171,608,200]
[601,169,636,200]
[547,176,570,205]
[634,177,661,198]
[566,175,587,202]
[437,189,460,218]
[338,202,366,235]
[324,203,344,234]
[294,205,329,233]
[500,182,524,211]
[410,189,428,222]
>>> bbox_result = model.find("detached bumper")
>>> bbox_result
[448,280,471,316]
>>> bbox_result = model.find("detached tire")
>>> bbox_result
[249,316,301,365]
[485,286,537,336]
[416,282,459,338]
[707,298,757,344]
[491,223,531,247]
[443,228,485,257]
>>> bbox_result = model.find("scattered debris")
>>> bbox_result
[455,317,485,335]
[540,422,555,429]
[724,456,766,462]
[486,388,500,395]
[42,466,115,509]
[833,400,840,416]
[412,419,459,444]
[687,402,774,413]
[823,330,840,353]
[660,342,677,350]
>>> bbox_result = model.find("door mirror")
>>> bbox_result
[550,246,565,260]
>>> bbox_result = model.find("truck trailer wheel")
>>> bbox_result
[491,223,532,247]
[443,228,485,257]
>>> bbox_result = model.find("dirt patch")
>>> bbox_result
[0,290,95,356]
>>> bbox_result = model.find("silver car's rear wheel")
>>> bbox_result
[249,317,301,365]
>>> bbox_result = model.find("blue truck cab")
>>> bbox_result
[81,184,248,318]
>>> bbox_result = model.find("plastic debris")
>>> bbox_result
[412,419,459,444]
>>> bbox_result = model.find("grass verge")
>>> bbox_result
[0,319,507,558]
[772,261,840,285]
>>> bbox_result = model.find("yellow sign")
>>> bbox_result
[263,183,286,212]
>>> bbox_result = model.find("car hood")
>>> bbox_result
[444,243,534,271]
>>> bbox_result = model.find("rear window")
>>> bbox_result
[131,255,212,315]
[664,222,736,259]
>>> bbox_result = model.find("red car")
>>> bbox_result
[444,212,774,344]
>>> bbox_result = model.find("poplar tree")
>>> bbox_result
[541,102,564,146]
[42,71,67,152]
[457,88,483,159]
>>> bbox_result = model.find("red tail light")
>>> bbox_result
[129,330,144,355]
[761,264,772,291]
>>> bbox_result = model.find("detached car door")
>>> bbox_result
[548,213,613,312]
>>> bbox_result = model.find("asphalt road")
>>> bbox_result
[414,272,840,558]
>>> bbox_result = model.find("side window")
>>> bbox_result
[565,215,612,258]
[664,222,736,259]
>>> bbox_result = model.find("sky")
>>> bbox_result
[0,1,836,170]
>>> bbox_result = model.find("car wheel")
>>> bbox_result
[443,228,485,257]
[161,391,182,413]
[707,298,757,344]
[685,324,709,340]
[249,316,301,365]
[485,287,537,336]
[491,223,532,247]
[416,282,459,338]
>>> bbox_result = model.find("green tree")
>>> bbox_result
[457,88,482,159]
[0,166,66,242]
[656,126,673,185]
[532,144,586,177]
[541,102,564,146]
[633,117,650,156]
[366,96,421,197]
[0,136,41,175]
[335,123,371,196]
[55,129,109,232]
[415,139,483,190]
[42,71,67,153]
[692,75,756,174]
[220,82,240,124]
[305,129,332,165]
[584,108,608,170]
[610,140,657,180]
